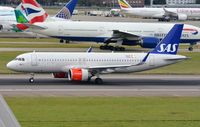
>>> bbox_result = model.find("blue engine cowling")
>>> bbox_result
[140,37,160,48]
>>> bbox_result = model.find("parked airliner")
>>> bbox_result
[118,0,200,21]
[7,24,188,84]
[16,0,200,51]
[18,14,200,51]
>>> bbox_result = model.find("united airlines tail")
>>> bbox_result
[151,24,184,55]
[22,0,48,24]
[118,0,132,9]
[55,0,78,19]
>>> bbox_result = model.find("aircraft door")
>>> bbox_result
[58,25,63,35]
[31,52,38,66]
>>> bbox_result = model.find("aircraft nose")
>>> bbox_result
[6,61,15,70]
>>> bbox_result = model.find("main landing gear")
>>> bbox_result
[188,43,196,51]
[100,45,125,51]
[29,73,35,83]
[60,39,70,43]
[92,72,103,84]
[95,78,103,84]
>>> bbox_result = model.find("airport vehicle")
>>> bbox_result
[118,0,200,21]
[7,24,188,84]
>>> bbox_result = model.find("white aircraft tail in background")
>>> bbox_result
[118,0,200,21]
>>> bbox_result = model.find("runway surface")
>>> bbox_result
[0,74,200,97]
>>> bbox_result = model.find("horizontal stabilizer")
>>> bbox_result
[28,24,47,30]
[164,57,190,61]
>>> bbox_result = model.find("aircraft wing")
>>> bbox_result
[163,8,178,17]
[104,30,141,43]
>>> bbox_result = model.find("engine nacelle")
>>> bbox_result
[68,68,89,81]
[140,37,160,48]
[177,14,187,21]
[53,72,68,78]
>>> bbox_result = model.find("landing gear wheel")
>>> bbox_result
[95,78,103,84]
[114,47,125,51]
[65,40,70,43]
[29,78,34,83]
[60,39,64,43]
[100,45,105,50]
[188,47,193,51]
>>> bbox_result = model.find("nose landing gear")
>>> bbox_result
[29,73,35,83]
[188,43,197,51]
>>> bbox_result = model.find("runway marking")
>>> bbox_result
[0,89,200,92]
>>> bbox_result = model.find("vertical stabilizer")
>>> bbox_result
[151,24,184,55]
[55,0,78,19]
[22,0,48,24]
[118,0,132,9]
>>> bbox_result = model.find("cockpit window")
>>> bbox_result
[14,58,25,61]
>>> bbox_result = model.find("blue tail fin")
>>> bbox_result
[55,0,78,19]
[151,24,184,55]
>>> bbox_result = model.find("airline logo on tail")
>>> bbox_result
[151,24,184,55]
[183,28,198,35]
[118,0,132,9]
[22,0,48,24]
[157,44,178,53]
[55,7,71,19]
[55,0,78,19]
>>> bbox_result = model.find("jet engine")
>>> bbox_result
[140,37,160,48]
[177,14,187,21]
[53,72,68,78]
[68,68,90,81]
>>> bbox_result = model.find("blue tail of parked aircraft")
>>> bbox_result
[151,24,184,55]
[55,0,78,19]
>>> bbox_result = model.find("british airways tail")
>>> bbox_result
[118,0,132,9]
[150,24,184,55]
[22,0,48,24]
[55,0,78,19]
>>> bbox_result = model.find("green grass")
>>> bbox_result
[0,43,100,48]
[5,97,200,127]
[0,52,199,74]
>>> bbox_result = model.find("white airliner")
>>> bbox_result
[0,6,15,31]
[17,0,200,51]
[26,20,200,51]
[7,24,188,84]
[118,0,200,21]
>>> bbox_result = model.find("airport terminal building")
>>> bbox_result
[166,0,196,4]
